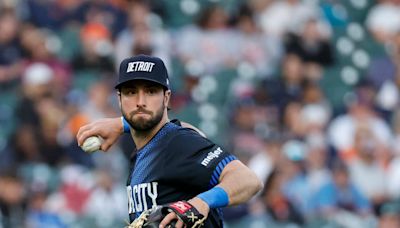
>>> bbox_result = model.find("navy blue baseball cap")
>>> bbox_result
[115,54,170,90]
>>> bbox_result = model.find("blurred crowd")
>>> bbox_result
[1,0,400,227]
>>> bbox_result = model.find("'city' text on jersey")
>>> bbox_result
[127,182,158,214]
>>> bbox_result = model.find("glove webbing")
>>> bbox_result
[125,209,152,228]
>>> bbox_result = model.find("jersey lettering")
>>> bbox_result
[201,147,223,167]
[147,182,158,208]
[127,186,134,213]
[127,182,159,214]
[133,184,142,212]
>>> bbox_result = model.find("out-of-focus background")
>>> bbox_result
[1,0,400,227]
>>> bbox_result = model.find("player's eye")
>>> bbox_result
[146,88,158,95]
[122,88,137,96]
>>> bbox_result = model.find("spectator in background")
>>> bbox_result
[366,0,400,44]
[285,18,333,67]
[71,22,114,75]
[76,0,126,36]
[25,191,66,228]
[44,165,94,220]
[348,127,388,212]
[79,80,117,122]
[0,173,26,228]
[301,81,331,113]
[227,75,281,161]
[13,63,67,166]
[176,4,235,73]
[11,125,42,166]
[279,140,310,218]
[229,97,273,159]
[265,54,305,114]
[256,0,331,40]
[19,25,71,95]
[17,62,56,112]
[304,134,332,202]
[282,101,306,138]
[168,71,200,110]
[6,60,51,168]
[310,160,372,225]
[328,81,392,159]
[378,201,400,228]
[392,31,400,86]
[25,0,69,29]
[366,29,400,90]
[0,7,23,86]
[114,0,171,71]
[368,30,400,126]
[262,168,304,226]
[386,150,400,200]
[282,85,330,141]
[285,18,334,81]
[366,24,400,120]
[83,170,126,227]
[300,96,331,139]
[231,3,282,78]
[301,90,334,195]
[224,162,304,228]
[300,90,332,151]
[248,133,283,187]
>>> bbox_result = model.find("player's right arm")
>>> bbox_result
[76,117,205,151]
[76,117,123,151]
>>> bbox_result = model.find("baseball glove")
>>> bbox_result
[125,200,206,228]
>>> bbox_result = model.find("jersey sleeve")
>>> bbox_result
[163,129,237,191]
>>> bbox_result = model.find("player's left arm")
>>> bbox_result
[215,159,263,205]
[160,160,263,228]
[191,159,263,214]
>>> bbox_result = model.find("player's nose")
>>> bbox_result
[136,90,147,107]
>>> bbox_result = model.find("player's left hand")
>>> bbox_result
[159,198,208,228]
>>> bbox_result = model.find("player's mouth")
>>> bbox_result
[134,110,152,118]
[132,109,152,115]
[135,112,150,117]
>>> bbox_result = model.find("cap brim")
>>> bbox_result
[115,77,169,89]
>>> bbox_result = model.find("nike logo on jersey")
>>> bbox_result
[201,147,223,167]
[126,61,155,73]
[127,182,158,214]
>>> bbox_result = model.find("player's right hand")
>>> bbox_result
[76,117,123,151]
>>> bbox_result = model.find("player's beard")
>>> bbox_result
[122,103,165,132]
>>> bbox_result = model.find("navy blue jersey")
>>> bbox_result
[126,121,236,227]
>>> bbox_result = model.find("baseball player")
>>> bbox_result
[77,55,262,227]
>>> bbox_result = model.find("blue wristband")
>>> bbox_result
[197,186,229,209]
[121,116,130,133]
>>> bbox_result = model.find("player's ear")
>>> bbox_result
[164,89,171,107]
[117,90,122,109]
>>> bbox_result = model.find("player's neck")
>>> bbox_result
[131,116,169,150]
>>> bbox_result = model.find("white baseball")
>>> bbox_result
[81,136,102,153]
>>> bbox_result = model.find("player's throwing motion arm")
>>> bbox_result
[76,117,206,151]
[77,117,124,151]
[161,160,263,228]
